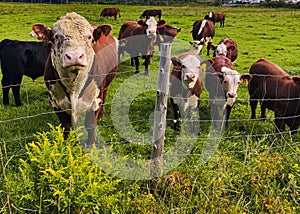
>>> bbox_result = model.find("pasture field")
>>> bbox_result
[0,2,300,213]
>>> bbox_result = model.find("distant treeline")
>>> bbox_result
[0,0,211,5]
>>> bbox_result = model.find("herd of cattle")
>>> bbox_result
[0,8,299,144]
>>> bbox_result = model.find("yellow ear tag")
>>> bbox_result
[201,63,206,72]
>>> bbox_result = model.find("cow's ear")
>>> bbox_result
[100,24,112,36]
[137,20,144,26]
[292,76,300,86]
[171,57,182,67]
[240,74,252,83]
[30,24,52,43]
[157,20,166,26]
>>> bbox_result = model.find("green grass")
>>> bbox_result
[0,2,300,213]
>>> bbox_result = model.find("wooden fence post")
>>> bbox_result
[150,43,172,178]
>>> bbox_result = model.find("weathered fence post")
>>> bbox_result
[150,43,172,178]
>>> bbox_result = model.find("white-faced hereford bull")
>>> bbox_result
[98,8,121,21]
[118,17,166,75]
[170,50,203,132]
[212,38,238,62]
[190,19,215,56]
[31,12,118,144]
[248,58,300,133]
[202,55,251,131]
[156,24,181,49]
[207,12,225,28]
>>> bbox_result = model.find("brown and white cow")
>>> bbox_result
[98,8,121,21]
[140,9,162,20]
[190,19,215,56]
[156,24,181,49]
[202,55,251,131]
[248,58,300,133]
[207,12,225,28]
[31,12,118,144]
[118,17,166,75]
[170,50,203,132]
[212,38,238,62]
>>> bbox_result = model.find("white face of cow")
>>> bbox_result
[145,17,158,38]
[180,54,201,89]
[216,43,227,57]
[220,67,242,106]
[51,12,95,87]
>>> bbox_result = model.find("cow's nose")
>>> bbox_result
[185,73,195,81]
[64,52,86,66]
[227,92,236,98]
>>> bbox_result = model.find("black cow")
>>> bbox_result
[0,39,50,106]
[140,9,162,20]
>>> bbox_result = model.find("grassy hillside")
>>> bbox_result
[0,3,300,213]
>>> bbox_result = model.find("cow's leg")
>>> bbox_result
[250,100,258,119]
[223,105,232,131]
[143,56,151,76]
[170,98,181,133]
[134,56,140,74]
[55,109,72,140]
[12,85,22,106]
[85,110,99,145]
[2,86,10,106]
[260,103,267,120]
[207,42,212,56]
[274,111,285,132]
[130,57,135,66]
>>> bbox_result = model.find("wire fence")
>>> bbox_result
[1,69,300,163]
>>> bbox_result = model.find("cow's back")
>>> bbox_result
[0,40,50,80]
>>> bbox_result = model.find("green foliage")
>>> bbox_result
[11,125,123,213]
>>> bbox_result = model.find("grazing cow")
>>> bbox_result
[248,58,300,133]
[31,12,118,144]
[0,39,50,106]
[156,24,181,49]
[140,9,162,20]
[190,19,215,56]
[118,17,166,75]
[211,38,238,62]
[202,55,251,131]
[98,8,121,20]
[170,50,203,132]
[208,12,225,28]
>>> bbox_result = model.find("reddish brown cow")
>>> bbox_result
[118,17,166,75]
[156,24,181,48]
[31,13,118,144]
[212,38,238,62]
[140,9,162,20]
[248,58,300,133]
[190,19,215,56]
[208,12,225,28]
[92,24,118,118]
[99,8,121,21]
[203,55,251,131]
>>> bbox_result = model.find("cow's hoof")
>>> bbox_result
[144,71,149,76]
[135,71,140,74]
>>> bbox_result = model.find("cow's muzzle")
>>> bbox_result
[64,52,87,67]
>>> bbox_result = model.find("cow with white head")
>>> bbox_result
[190,19,215,56]
[170,50,203,132]
[31,12,118,144]
[202,55,251,131]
